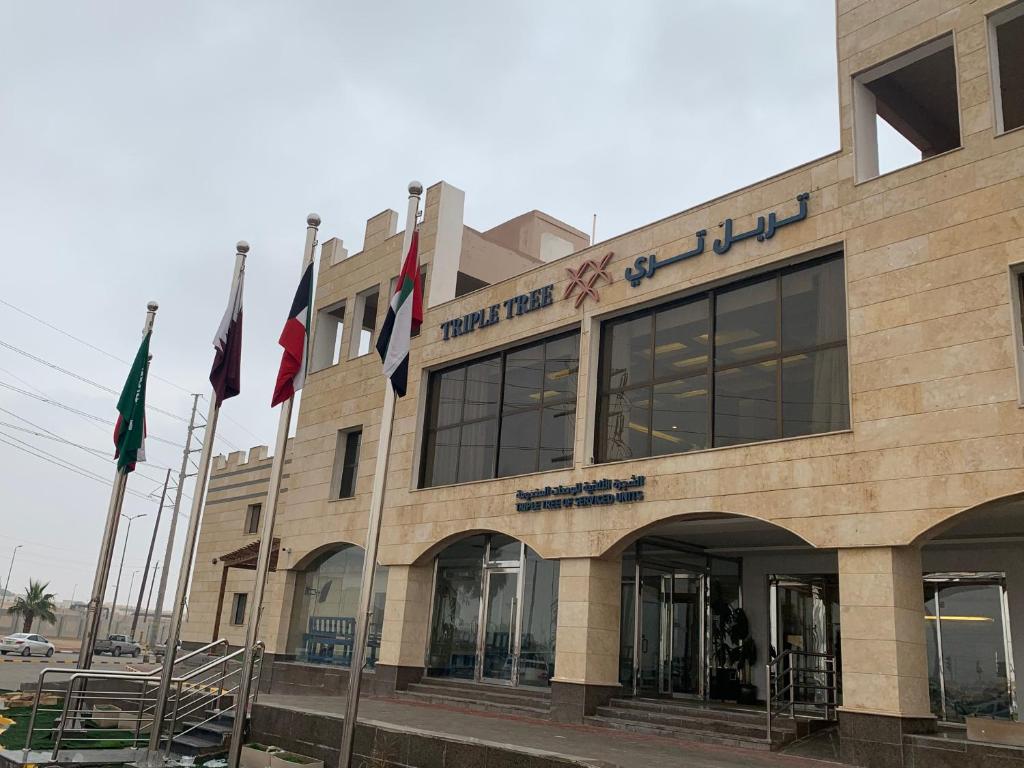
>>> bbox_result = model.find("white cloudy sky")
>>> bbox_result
[0,1,895,614]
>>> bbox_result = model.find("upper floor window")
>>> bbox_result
[311,301,345,371]
[421,332,580,487]
[597,253,848,462]
[230,593,248,626]
[990,2,1024,134]
[351,286,379,358]
[853,34,960,181]
[244,503,261,534]
[335,428,362,499]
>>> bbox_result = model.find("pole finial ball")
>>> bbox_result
[147,301,159,312]
[408,181,423,196]
[236,240,250,254]
[307,213,321,227]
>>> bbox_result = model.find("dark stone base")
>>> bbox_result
[251,702,592,768]
[549,680,620,724]
[839,710,936,768]
[905,730,1024,767]
[374,664,424,695]
[265,659,395,696]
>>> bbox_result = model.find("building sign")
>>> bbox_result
[563,251,614,308]
[440,284,554,341]
[515,475,646,512]
[625,192,810,287]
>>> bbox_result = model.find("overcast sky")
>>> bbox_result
[0,1,852,616]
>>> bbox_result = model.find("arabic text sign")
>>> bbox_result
[515,475,646,512]
[625,193,810,288]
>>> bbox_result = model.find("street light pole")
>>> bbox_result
[0,545,23,616]
[107,513,146,634]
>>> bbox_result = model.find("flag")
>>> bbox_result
[376,229,423,397]
[271,261,313,407]
[114,331,151,472]
[210,265,244,405]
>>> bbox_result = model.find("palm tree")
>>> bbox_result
[6,580,57,633]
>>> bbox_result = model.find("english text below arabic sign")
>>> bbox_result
[440,284,554,341]
[515,475,646,512]
[625,193,810,288]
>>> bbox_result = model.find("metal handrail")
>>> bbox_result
[765,649,839,743]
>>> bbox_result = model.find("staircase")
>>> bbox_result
[396,677,551,718]
[586,697,818,750]
[166,708,237,757]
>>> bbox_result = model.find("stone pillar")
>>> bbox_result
[375,563,433,694]
[550,556,622,723]
[838,546,935,768]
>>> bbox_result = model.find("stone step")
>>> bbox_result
[166,730,228,757]
[594,705,774,740]
[585,715,779,751]
[413,677,551,701]
[396,690,550,718]
[605,697,784,728]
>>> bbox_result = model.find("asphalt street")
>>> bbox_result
[0,652,157,692]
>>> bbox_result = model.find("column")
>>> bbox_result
[551,556,621,723]
[376,563,433,693]
[838,546,935,768]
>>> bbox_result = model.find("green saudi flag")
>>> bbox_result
[113,330,151,472]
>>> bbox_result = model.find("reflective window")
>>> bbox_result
[597,254,847,462]
[286,546,388,668]
[422,332,579,487]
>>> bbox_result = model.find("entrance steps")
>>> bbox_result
[586,697,817,751]
[396,677,551,718]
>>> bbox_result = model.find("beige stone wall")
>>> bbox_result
[191,0,1024,666]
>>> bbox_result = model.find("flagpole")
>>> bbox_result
[131,467,171,639]
[79,301,158,671]
[228,216,319,768]
[147,242,248,764]
[338,181,422,768]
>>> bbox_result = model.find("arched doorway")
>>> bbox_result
[426,533,558,687]
[285,544,388,668]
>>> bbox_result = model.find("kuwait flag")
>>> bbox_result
[114,330,151,473]
[209,263,244,405]
[271,261,313,407]
[375,229,423,397]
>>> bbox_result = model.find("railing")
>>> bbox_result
[765,649,839,743]
[21,638,264,761]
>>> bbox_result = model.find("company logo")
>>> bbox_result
[564,251,614,308]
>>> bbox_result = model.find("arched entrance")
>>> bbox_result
[284,543,388,668]
[426,532,558,687]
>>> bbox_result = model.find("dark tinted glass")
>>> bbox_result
[544,335,579,400]
[463,358,500,421]
[714,360,778,446]
[458,420,497,483]
[540,404,575,470]
[427,427,459,486]
[601,391,650,460]
[781,258,846,351]
[715,277,778,365]
[782,349,849,437]
[339,430,362,498]
[606,314,652,389]
[503,345,544,411]
[652,376,708,455]
[435,368,465,427]
[497,409,541,477]
[654,298,709,379]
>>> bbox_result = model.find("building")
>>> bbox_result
[184,1,1024,765]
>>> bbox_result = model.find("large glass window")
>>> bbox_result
[422,332,579,487]
[286,546,388,668]
[597,254,847,462]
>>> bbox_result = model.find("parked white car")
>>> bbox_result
[0,632,55,657]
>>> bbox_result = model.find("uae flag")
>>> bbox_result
[376,229,423,397]
[114,330,151,473]
[271,261,314,407]
[209,265,244,405]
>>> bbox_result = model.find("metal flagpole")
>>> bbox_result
[147,242,249,764]
[227,217,319,768]
[108,512,146,633]
[148,394,201,651]
[132,468,171,638]
[79,301,158,670]
[338,182,422,768]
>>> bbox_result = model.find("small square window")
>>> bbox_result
[243,503,261,535]
[335,428,362,499]
[230,593,248,626]
[990,2,1024,134]
[853,35,961,181]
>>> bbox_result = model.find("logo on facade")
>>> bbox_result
[564,251,614,308]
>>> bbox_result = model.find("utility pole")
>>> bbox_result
[132,468,171,638]
[108,512,146,634]
[0,544,22,614]
[149,393,201,649]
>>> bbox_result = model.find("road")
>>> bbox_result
[0,652,159,692]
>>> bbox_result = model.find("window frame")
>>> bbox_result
[419,329,581,488]
[230,593,248,626]
[335,427,363,499]
[243,503,261,535]
[989,1,1024,136]
[311,300,346,372]
[349,284,381,359]
[1008,264,1024,406]
[595,252,848,463]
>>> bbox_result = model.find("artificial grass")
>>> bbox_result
[0,702,136,751]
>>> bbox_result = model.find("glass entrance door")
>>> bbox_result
[769,575,840,705]
[480,569,519,683]
[637,567,705,697]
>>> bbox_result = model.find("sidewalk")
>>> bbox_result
[258,693,844,768]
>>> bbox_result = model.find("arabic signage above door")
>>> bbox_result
[625,192,810,288]
[515,475,646,512]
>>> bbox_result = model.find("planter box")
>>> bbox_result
[89,703,121,729]
[966,717,1024,747]
[241,744,282,768]
[117,710,153,733]
[270,751,323,768]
